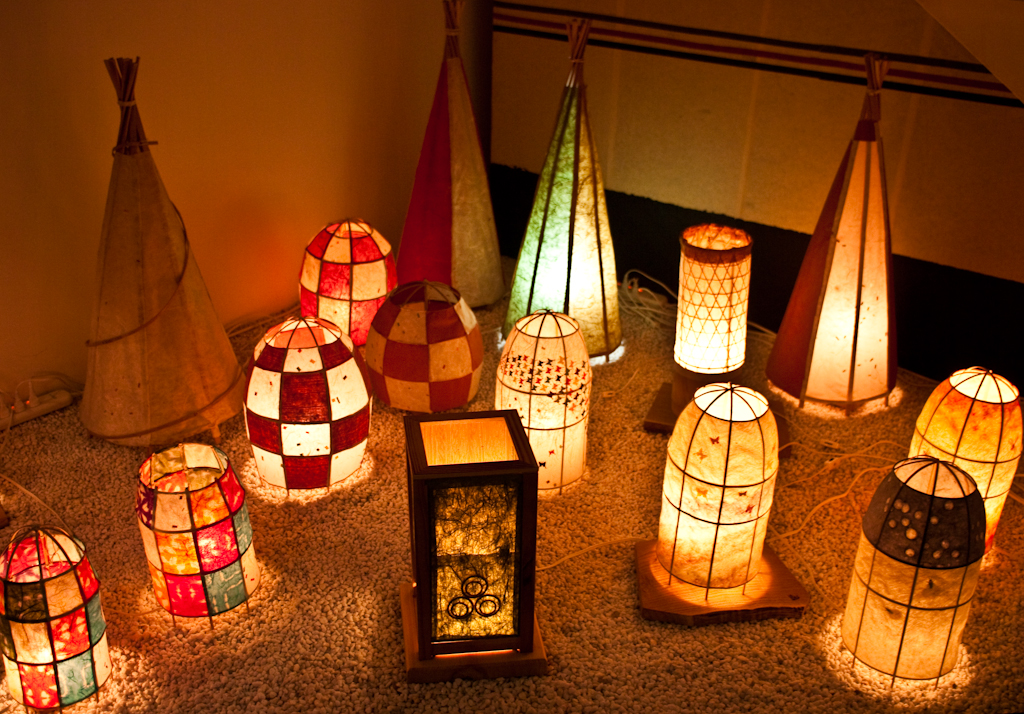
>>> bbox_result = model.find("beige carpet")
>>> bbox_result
[1,293,1022,714]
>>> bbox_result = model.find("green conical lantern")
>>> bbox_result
[503,20,621,358]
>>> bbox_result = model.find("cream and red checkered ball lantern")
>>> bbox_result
[245,316,371,489]
[299,219,397,345]
[365,281,483,412]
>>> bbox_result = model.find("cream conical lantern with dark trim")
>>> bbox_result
[503,20,621,358]
[766,55,896,407]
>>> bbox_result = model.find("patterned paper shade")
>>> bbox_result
[246,316,371,489]
[674,225,752,375]
[909,367,1021,552]
[503,20,621,358]
[136,443,259,618]
[365,281,483,413]
[657,383,779,588]
[299,219,398,345]
[0,526,111,710]
[841,456,986,680]
[766,56,896,406]
[496,311,592,493]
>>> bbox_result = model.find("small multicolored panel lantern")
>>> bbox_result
[137,443,259,619]
[841,456,986,681]
[365,281,483,413]
[675,225,752,375]
[403,411,539,658]
[909,367,1022,552]
[0,526,112,710]
[657,383,779,588]
[245,317,371,489]
[496,311,592,493]
[299,219,398,345]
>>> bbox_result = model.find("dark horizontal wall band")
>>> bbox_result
[494,1,988,73]
[494,24,1024,109]
[490,164,1023,386]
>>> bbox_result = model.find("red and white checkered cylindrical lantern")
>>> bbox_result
[0,526,112,710]
[299,219,398,345]
[137,444,259,619]
[365,281,483,412]
[245,316,371,489]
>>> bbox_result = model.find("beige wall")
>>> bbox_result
[492,0,1024,284]
[0,0,453,395]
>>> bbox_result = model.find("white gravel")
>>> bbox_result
[1,288,1022,714]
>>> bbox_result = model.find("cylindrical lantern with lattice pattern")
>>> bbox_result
[496,311,592,493]
[299,220,398,345]
[657,383,779,588]
[0,526,112,710]
[137,443,260,620]
[841,456,985,680]
[674,225,752,375]
[909,367,1021,552]
[246,316,371,489]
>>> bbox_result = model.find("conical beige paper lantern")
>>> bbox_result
[80,58,244,446]
[503,20,621,358]
[397,0,504,307]
[766,55,896,407]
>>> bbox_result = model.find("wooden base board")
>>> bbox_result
[643,382,676,434]
[399,582,549,683]
[635,539,808,627]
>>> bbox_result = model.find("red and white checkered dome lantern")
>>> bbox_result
[137,444,259,619]
[0,526,111,710]
[299,219,398,345]
[245,316,371,489]
[365,281,483,412]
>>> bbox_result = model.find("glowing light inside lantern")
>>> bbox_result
[299,220,397,345]
[657,383,779,588]
[841,456,985,680]
[137,443,259,618]
[674,225,751,375]
[909,367,1021,552]
[0,527,112,709]
[496,311,592,493]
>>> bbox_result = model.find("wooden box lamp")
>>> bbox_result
[636,383,808,626]
[400,411,547,683]
[909,367,1021,552]
[0,526,112,710]
[841,456,985,683]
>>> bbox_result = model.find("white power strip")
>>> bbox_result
[1,389,73,429]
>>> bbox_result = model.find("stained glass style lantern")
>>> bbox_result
[397,0,504,308]
[246,316,371,489]
[299,219,398,346]
[496,311,592,493]
[503,19,621,358]
[657,383,779,588]
[137,443,259,621]
[400,411,547,682]
[909,367,1021,552]
[675,225,752,375]
[841,456,986,681]
[766,55,896,408]
[0,526,112,710]
[365,281,483,413]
